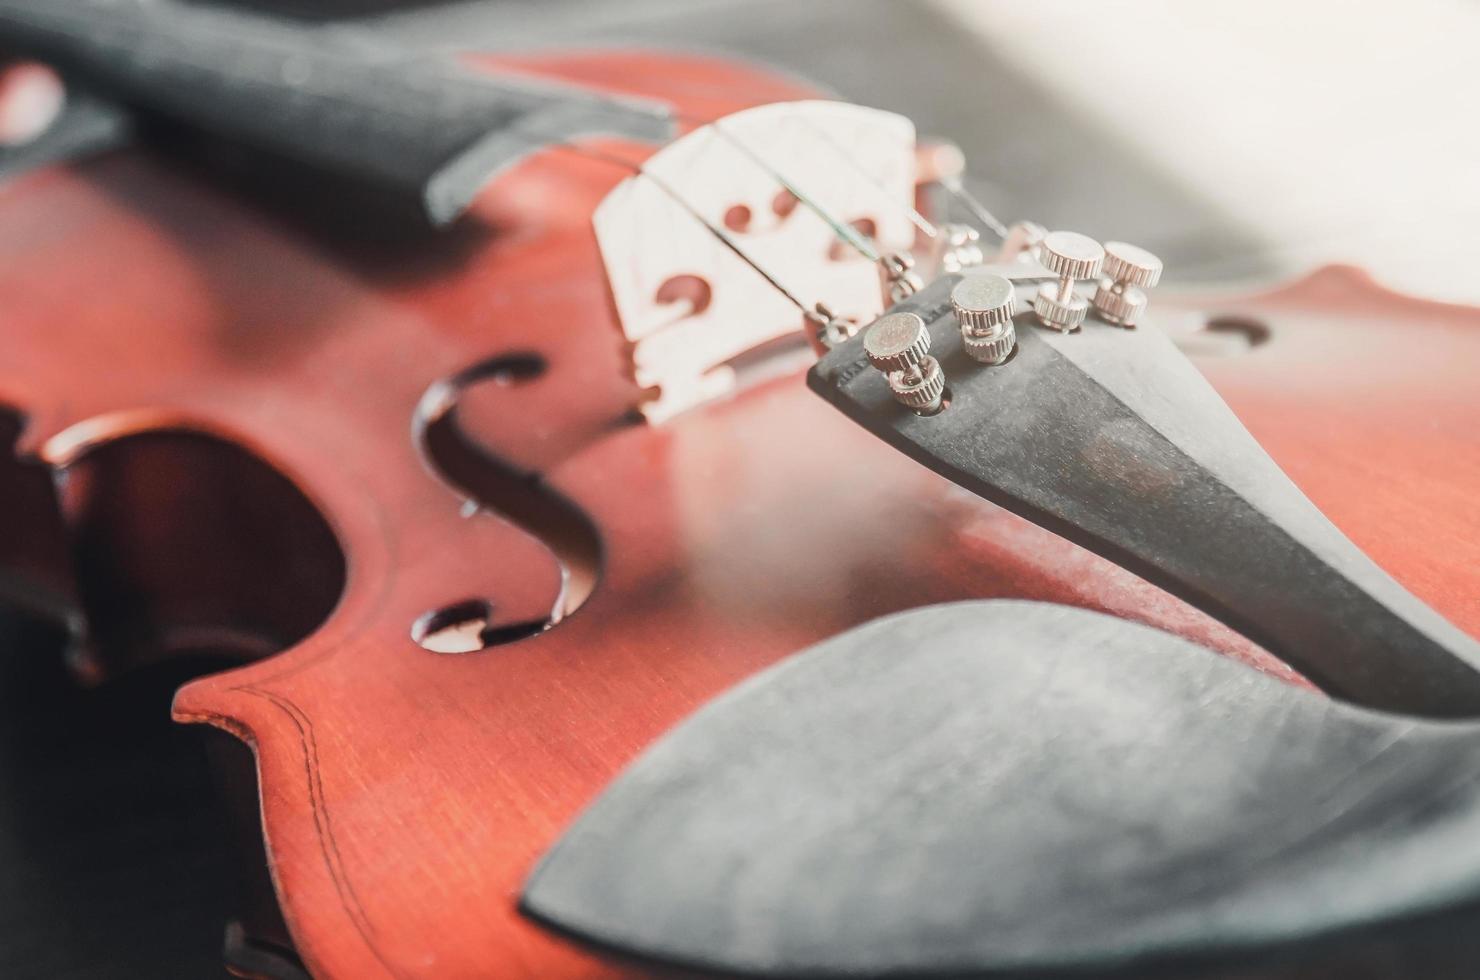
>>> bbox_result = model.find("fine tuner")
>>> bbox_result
[861,231,1164,414]
[843,234,1155,419]
[592,99,1163,422]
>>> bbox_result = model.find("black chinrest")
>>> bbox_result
[523,601,1480,977]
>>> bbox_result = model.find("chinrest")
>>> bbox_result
[523,601,1480,977]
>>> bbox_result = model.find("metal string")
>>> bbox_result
[939,175,1010,240]
[781,113,939,241]
[504,98,959,320]
[706,120,881,263]
[680,105,1011,245]
[548,141,817,317]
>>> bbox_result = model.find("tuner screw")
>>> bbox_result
[1032,230,1105,332]
[879,252,924,304]
[1092,241,1163,326]
[864,311,946,414]
[951,272,1017,364]
[937,223,985,273]
[805,301,858,352]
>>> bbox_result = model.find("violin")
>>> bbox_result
[2,3,1478,978]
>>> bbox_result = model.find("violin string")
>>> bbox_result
[781,113,939,240]
[674,105,1009,246]
[506,102,935,323]
[938,175,1010,240]
[704,119,882,264]
[496,97,1017,343]
[549,141,816,317]
[513,104,966,270]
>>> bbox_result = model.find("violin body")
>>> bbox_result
[1,49,1478,978]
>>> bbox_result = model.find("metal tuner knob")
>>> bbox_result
[879,252,924,304]
[1032,230,1104,332]
[951,272,1017,365]
[937,223,985,273]
[1092,241,1163,326]
[864,311,946,414]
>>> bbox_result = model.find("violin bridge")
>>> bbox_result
[593,101,919,422]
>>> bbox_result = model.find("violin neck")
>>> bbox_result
[0,0,672,225]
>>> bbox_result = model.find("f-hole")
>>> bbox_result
[1174,315,1273,358]
[53,429,347,680]
[413,353,602,652]
[0,418,328,980]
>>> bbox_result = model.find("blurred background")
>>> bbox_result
[369,0,1480,302]
[0,1,1476,976]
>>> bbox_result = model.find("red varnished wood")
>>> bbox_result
[1186,265,1480,632]
[1,51,1477,979]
